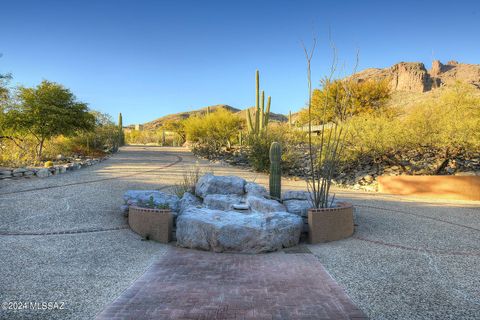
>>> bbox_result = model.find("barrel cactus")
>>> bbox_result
[269,142,282,199]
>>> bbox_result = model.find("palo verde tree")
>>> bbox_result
[9,80,95,161]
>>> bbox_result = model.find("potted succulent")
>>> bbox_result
[128,196,172,243]
[302,40,354,243]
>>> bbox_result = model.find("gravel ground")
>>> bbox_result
[309,196,480,320]
[1,145,479,319]
[0,146,184,319]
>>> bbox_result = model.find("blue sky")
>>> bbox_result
[1,0,479,125]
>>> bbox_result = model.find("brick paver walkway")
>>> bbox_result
[96,247,367,320]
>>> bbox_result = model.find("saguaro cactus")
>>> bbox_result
[118,112,125,147]
[247,70,271,136]
[269,142,282,199]
[161,128,166,146]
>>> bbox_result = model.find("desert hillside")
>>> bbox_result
[137,60,480,128]
[350,59,480,92]
[140,104,288,130]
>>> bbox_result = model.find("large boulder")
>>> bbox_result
[195,174,246,198]
[284,199,311,217]
[178,192,202,215]
[282,190,312,201]
[176,207,303,253]
[244,182,268,197]
[246,195,286,213]
[123,190,179,212]
[203,194,244,211]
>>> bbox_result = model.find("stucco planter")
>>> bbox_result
[308,202,354,244]
[128,206,173,243]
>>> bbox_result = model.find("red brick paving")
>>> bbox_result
[96,247,367,320]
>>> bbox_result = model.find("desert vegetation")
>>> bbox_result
[0,73,122,167]
[174,72,479,182]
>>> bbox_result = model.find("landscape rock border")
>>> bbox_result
[0,156,111,180]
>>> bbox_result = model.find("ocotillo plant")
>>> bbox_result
[269,141,282,199]
[247,70,271,136]
[118,113,125,147]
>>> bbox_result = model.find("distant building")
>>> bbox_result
[135,124,143,131]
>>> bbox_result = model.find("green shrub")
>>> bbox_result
[184,108,242,155]
[247,124,304,172]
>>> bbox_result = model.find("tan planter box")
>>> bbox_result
[128,206,173,243]
[308,202,354,244]
[378,175,480,201]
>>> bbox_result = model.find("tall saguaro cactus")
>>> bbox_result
[247,70,271,136]
[118,112,125,147]
[269,142,282,199]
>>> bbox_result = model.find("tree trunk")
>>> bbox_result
[435,148,450,175]
[37,138,45,163]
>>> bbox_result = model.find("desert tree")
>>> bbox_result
[9,80,95,161]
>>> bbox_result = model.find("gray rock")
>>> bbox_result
[284,199,312,217]
[12,168,28,177]
[244,182,268,197]
[178,192,202,214]
[120,205,129,215]
[195,173,246,198]
[35,168,50,178]
[24,170,35,176]
[176,207,303,253]
[203,194,243,211]
[282,190,312,201]
[0,170,12,177]
[246,195,286,213]
[123,190,179,212]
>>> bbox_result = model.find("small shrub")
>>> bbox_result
[247,124,303,172]
[184,108,242,155]
[173,164,205,198]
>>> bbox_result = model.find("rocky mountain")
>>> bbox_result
[350,60,480,93]
[140,104,288,130]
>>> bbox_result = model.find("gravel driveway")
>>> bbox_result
[1,145,479,319]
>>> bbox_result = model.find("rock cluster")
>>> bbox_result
[0,156,110,180]
[176,174,303,253]
[124,174,306,253]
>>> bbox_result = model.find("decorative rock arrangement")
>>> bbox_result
[0,156,110,180]
[122,173,307,253]
[282,191,314,233]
